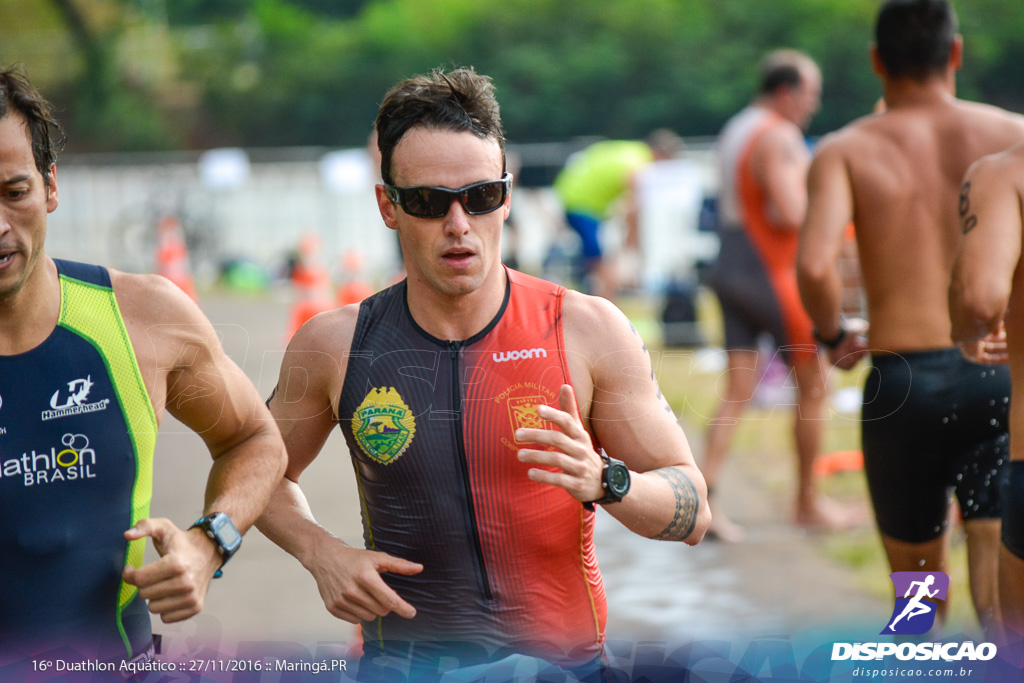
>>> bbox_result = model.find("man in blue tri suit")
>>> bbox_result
[0,66,287,669]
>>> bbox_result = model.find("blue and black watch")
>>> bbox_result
[189,512,242,578]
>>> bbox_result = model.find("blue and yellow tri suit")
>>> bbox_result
[0,260,157,663]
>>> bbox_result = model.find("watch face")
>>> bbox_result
[607,462,631,497]
[214,517,242,548]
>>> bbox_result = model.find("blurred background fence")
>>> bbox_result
[48,139,721,294]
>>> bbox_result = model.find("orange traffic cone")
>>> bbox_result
[286,233,335,342]
[156,215,198,303]
[336,248,374,307]
[813,449,864,478]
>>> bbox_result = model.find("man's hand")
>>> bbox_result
[958,323,1008,365]
[305,543,423,623]
[122,518,222,623]
[828,317,870,370]
[515,384,606,504]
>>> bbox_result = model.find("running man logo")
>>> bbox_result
[881,571,950,635]
[508,396,552,441]
[352,387,416,465]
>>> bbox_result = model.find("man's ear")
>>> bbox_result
[46,163,59,213]
[375,184,398,231]
[949,34,963,72]
[502,173,513,221]
[869,45,886,79]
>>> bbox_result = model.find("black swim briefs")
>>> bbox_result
[861,348,1010,543]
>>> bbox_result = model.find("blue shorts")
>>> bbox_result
[565,212,602,261]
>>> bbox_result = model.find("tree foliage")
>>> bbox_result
[0,0,1021,152]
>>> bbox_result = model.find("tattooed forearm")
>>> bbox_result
[959,182,978,235]
[651,467,699,541]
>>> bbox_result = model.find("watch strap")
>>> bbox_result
[189,512,240,578]
[813,323,847,349]
[583,452,630,509]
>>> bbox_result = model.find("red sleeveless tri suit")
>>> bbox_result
[336,268,605,671]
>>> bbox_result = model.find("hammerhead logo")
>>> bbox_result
[51,376,94,411]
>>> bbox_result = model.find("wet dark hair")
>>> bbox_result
[875,0,958,81]
[375,66,505,185]
[758,49,815,95]
[0,65,64,186]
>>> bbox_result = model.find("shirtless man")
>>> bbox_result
[704,49,842,539]
[0,66,286,665]
[798,0,1024,628]
[950,142,1024,637]
[257,67,709,679]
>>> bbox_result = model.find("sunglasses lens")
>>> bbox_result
[391,177,508,218]
[402,187,451,218]
[463,181,506,214]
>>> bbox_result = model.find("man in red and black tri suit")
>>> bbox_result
[259,67,710,681]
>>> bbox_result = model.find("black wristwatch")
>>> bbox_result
[813,322,847,349]
[189,512,242,578]
[583,452,632,511]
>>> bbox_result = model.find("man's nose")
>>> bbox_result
[443,197,472,235]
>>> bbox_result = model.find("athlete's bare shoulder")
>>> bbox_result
[965,141,1024,195]
[560,288,653,411]
[108,271,232,412]
[275,301,361,418]
[953,98,1024,124]
[811,111,882,160]
[945,99,1024,145]
[1000,140,1024,169]
[760,115,805,145]
[751,116,808,166]
[109,269,202,326]
[108,271,216,366]
[286,302,361,362]
[560,288,636,359]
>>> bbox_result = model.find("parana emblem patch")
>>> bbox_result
[352,387,416,465]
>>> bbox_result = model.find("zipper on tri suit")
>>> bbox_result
[449,340,493,600]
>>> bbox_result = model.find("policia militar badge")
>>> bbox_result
[352,387,417,465]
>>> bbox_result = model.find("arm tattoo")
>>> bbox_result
[629,320,676,415]
[652,467,700,541]
[959,182,978,235]
[646,342,671,411]
[630,322,655,379]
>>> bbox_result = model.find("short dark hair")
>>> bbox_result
[875,0,958,81]
[375,66,505,185]
[0,65,63,186]
[759,49,815,95]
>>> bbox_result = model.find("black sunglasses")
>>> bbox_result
[384,173,511,219]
